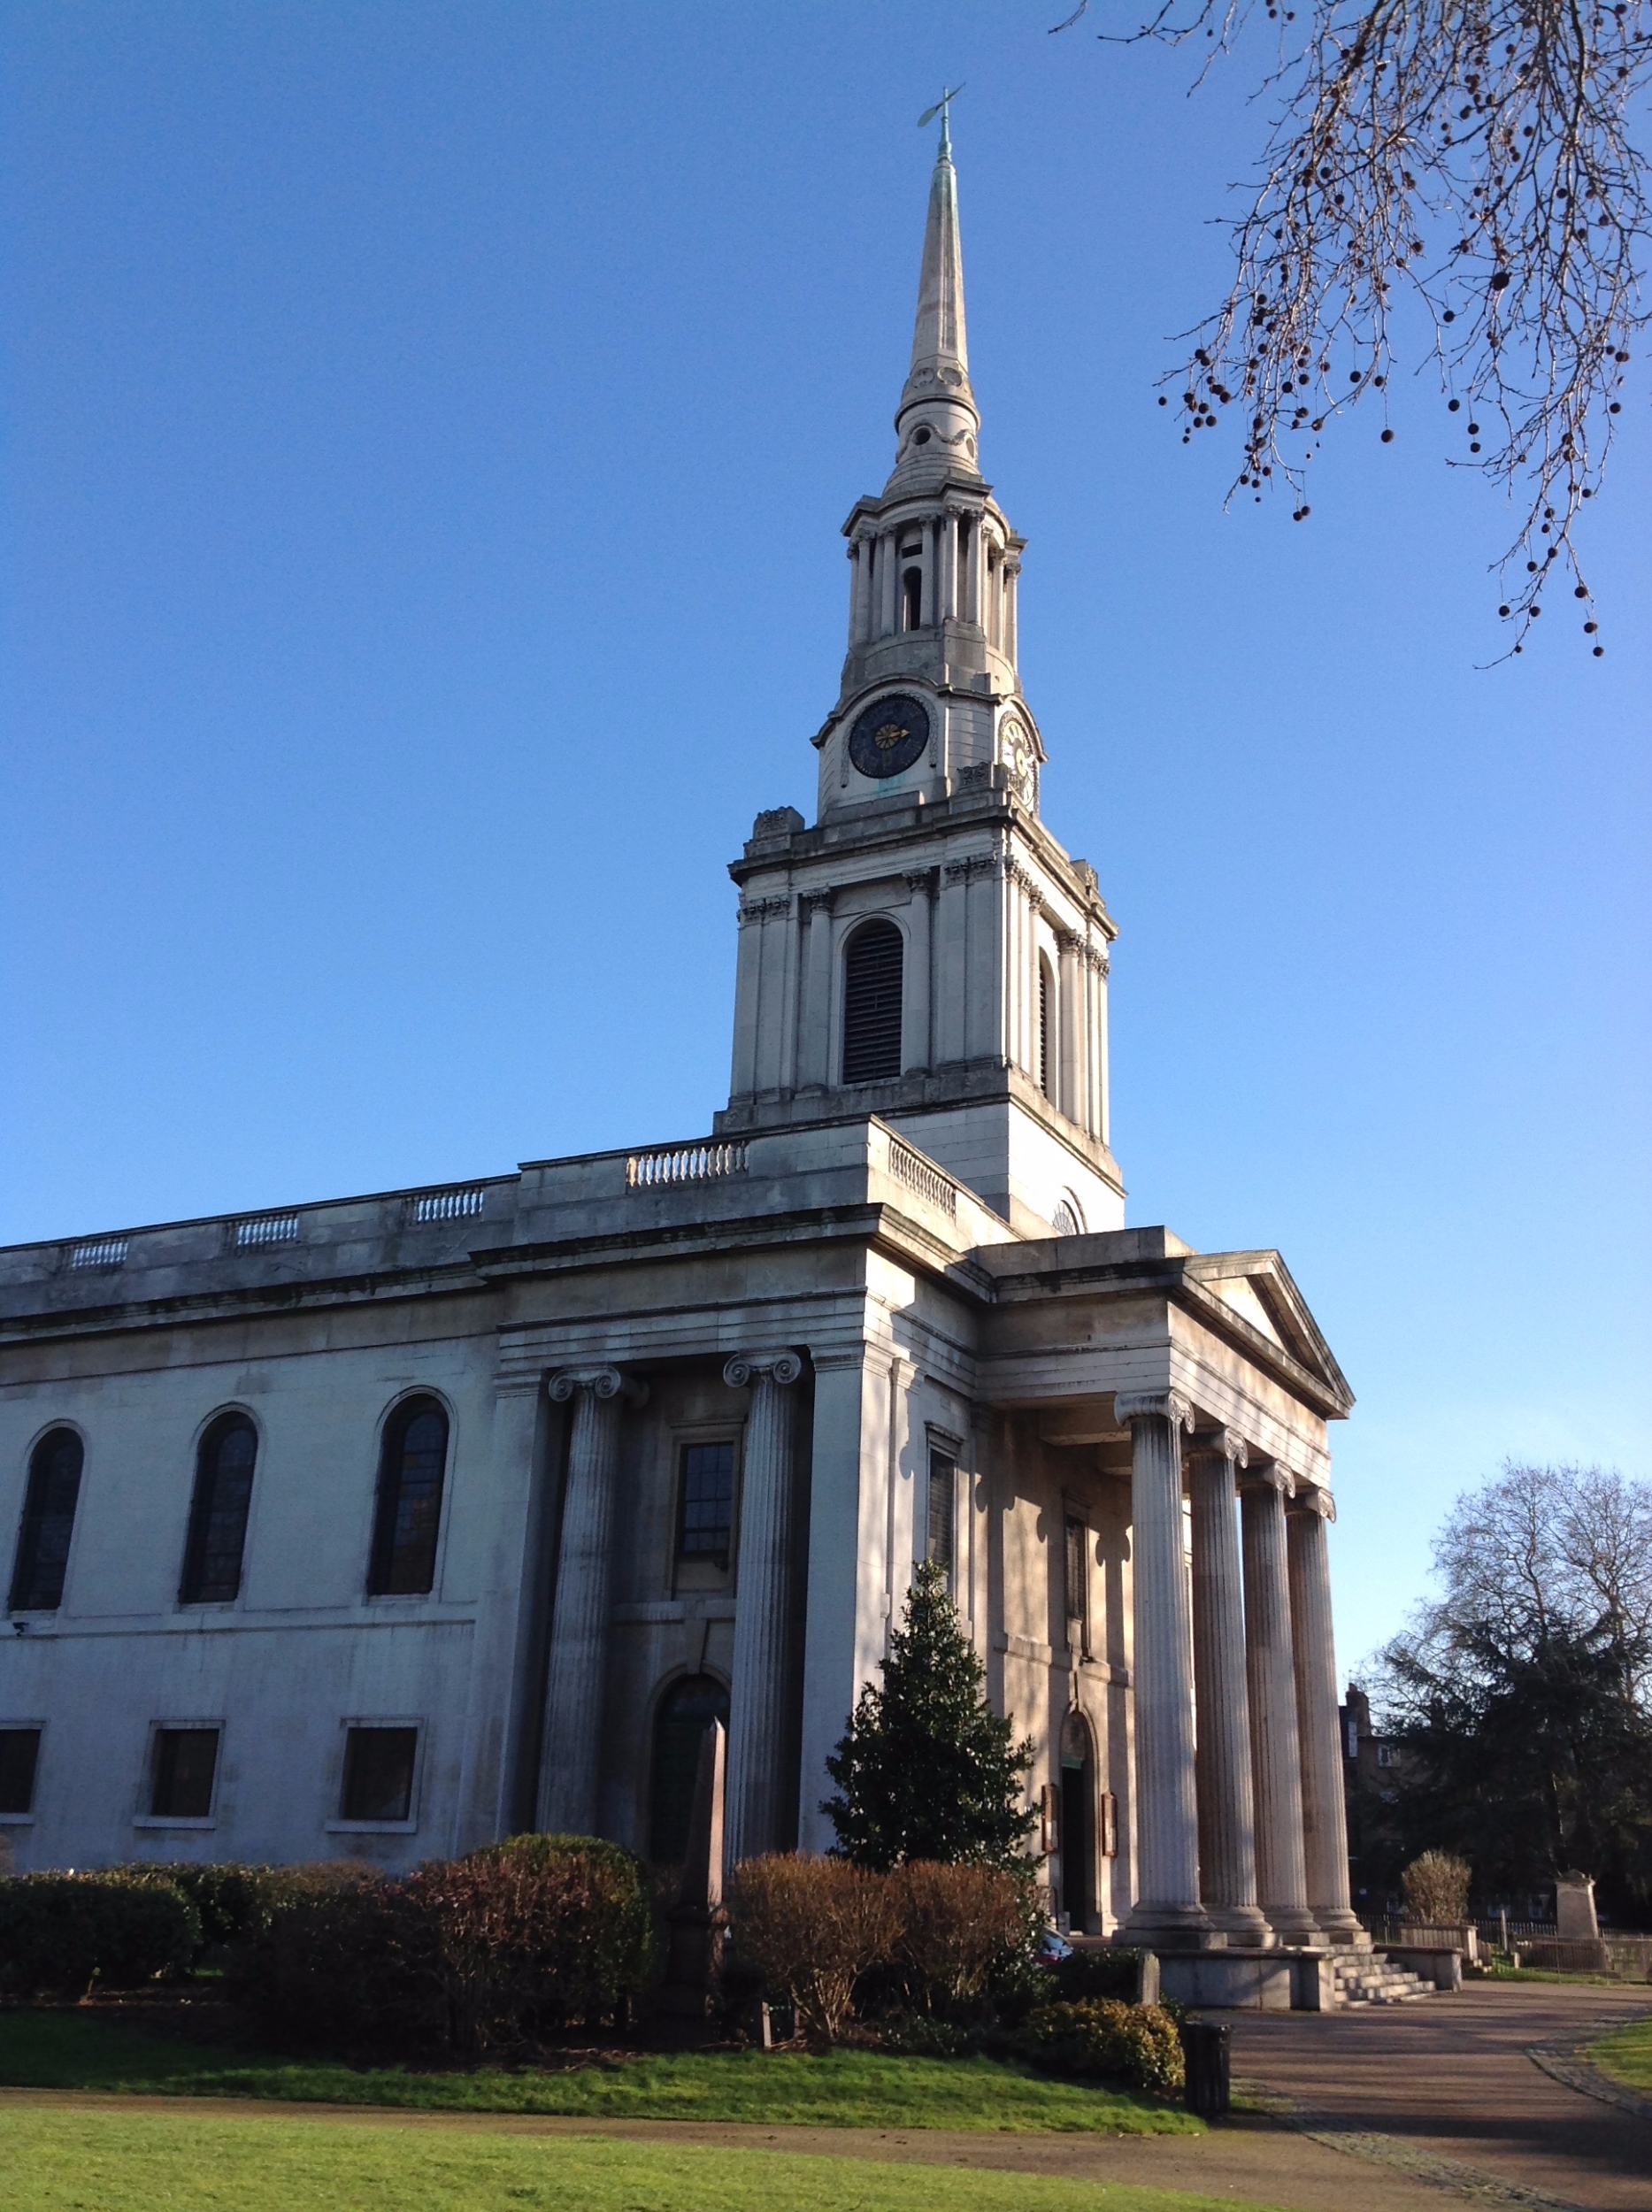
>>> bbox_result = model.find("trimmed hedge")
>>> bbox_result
[1018,1998,1185,2094]
[0,1872,199,1995]
[227,1837,656,2057]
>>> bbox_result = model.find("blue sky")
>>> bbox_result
[4,3,1648,1671]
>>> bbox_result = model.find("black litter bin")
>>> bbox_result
[1179,2017,1231,2117]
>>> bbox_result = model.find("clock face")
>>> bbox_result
[848,693,931,780]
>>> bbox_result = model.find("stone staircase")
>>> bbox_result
[1330,1949,1437,2006]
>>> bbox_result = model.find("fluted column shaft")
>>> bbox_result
[1117,1392,1210,1945]
[1241,1469,1317,1941]
[724,1351,803,1866]
[539,1368,641,1834]
[1188,1435,1267,1943]
[1287,1494,1364,1941]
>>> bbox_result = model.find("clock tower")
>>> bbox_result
[716,119,1124,1239]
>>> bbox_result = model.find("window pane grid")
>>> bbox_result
[677,1441,734,1565]
[181,1419,257,1605]
[9,1431,83,1613]
[926,1453,956,1579]
[369,1402,449,1595]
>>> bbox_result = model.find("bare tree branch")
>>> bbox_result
[1058,0,1650,658]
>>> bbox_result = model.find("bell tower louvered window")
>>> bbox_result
[1038,956,1053,1098]
[841,920,903,1085]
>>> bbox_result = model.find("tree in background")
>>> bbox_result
[1372,1462,1652,1917]
[823,1561,1038,1870]
[1054,0,1648,656]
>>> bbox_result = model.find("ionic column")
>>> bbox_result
[1187,1432,1267,1945]
[1116,1390,1211,1947]
[1241,1465,1318,1942]
[849,536,872,645]
[1003,555,1021,666]
[1288,1489,1364,1943]
[723,1350,804,1865]
[538,1367,646,1835]
[940,508,960,621]
[962,516,981,626]
[879,529,899,636]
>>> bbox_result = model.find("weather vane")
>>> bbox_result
[918,84,965,153]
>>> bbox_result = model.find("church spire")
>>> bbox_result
[887,104,980,492]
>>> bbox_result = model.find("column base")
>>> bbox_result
[1313,1908,1370,1947]
[1204,1902,1272,1947]
[1122,1902,1226,1951]
[1260,1903,1326,1947]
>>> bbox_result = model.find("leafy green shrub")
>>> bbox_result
[1018,1999,1185,2095]
[133,1863,289,1955]
[0,1871,199,1995]
[727,1854,900,2043]
[224,1864,446,2055]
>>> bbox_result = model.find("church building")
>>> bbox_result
[0,124,1367,2002]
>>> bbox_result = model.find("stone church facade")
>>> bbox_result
[0,128,1364,1997]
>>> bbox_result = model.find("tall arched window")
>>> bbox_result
[9,1428,83,1613]
[1038,954,1054,1099]
[648,1673,730,1864]
[180,1414,257,1605]
[368,1397,449,1596]
[841,920,903,1086]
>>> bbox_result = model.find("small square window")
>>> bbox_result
[150,1728,219,1819]
[341,1726,418,1822]
[0,1729,42,1816]
[676,1441,735,1569]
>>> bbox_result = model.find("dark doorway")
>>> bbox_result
[648,1673,729,1866]
[1059,1710,1095,1931]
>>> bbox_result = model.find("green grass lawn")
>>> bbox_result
[1587,2016,1652,2093]
[0,2011,1199,2134]
[0,2108,1282,2212]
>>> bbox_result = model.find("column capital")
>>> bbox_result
[1187,1427,1249,1473]
[1291,1482,1336,1522]
[904,866,940,899]
[724,1350,804,1391]
[1113,1389,1194,1432]
[549,1366,649,1408]
[1241,1459,1295,1498]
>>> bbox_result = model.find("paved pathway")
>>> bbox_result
[1229,1982,1652,2211]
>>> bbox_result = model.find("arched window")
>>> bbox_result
[902,566,923,632]
[1038,954,1054,1098]
[1059,1709,1095,1932]
[9,1428,83,1612]
[649,1672,729,1865]
[368,1397,449,1596]
[180,1414,257,1605]
[841,920,903,1086]
[1052,1196,1084,1239]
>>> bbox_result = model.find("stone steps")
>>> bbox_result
[1331,1952,1436,2006]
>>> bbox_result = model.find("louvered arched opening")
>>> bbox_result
[1038,953,1054,1099]
[841,920,903,1086]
